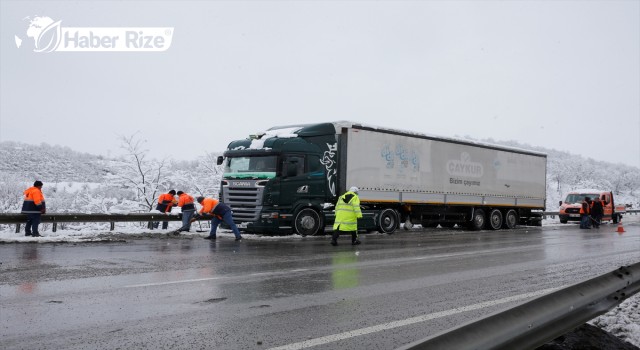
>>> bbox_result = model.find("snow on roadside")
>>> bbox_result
[591,295,640,347]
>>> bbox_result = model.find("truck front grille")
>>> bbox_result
[221,180,264,222]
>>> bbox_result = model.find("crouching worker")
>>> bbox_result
[196,197,243,241]
[173,191,196,234]
[331,186,362,246]
[154,190,177,229]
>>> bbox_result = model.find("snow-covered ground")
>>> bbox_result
[0,218,638,347]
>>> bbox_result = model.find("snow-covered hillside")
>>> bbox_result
[475,137,639,210]
[0,141,223,214]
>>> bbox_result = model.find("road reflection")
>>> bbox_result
[19,245,39,293]
[332,251,360,290]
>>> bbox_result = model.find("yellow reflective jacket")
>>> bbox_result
[333,191,362,231]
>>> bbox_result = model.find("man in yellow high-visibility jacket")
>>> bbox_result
[331,186,362,246]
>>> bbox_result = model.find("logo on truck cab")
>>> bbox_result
[447,152,484,178]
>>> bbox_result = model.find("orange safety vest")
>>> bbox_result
[199,198,219,214]
[21,186,46,213]
[580,201,590,215]
[178,193,195,211]
[156,193,177,212]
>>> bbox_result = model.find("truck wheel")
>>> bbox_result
[613,214,619,224]
[559,217,568,224]
[468,209,486,231]
[294,208,323,236]
[377,208,399,234]
[488,209,503,230]
[440,222,456,228]
[503,209,518,229]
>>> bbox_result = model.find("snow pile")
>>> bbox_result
[591,296,640,347]
[249,126,302,149]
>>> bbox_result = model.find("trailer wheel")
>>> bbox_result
[377,208,399,234]
[469,209,486,231]
[294,208,323,236]
[488,209,503,230]
[503,209,518,229]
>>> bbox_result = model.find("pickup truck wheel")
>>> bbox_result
[503,209,518,229]
[440,222,456,228]
[377,208,399,234]
[489,209,503,230]
[294,208,323,236]
[612,214,619,224]
[468,208,486,231]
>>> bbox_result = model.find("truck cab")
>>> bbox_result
[558,190,625,224]
[216,123,378,235]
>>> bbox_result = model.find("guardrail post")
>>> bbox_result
[15,224,20,233]
[110,222,115,231]
[52,222,57,232]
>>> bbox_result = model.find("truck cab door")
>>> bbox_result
[602,193,612,218]
[279,155,307,209]
[278,155,326,209]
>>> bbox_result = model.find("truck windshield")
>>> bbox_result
[564,193,599,204]
[224,156,277,179]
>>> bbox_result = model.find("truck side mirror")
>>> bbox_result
[216,156,224,165]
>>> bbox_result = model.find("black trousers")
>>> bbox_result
[25,213,41,235]
[332,229,358,243]
[153,221,169,229]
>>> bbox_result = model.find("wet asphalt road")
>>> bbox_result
[1,221,639,350]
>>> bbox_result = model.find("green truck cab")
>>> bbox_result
[218,123,376,235]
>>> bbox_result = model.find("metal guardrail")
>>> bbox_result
[542,209,639,219]
[0,213,207,233]
[397,262,640,350]
[0,210,637,233]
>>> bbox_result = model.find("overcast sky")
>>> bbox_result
[1,0,639,167]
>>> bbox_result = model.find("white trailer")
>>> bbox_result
[335,123,547,231]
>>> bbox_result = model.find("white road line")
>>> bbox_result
[122,270,310,288]
[124,277,223,288]
[267,287,560,350]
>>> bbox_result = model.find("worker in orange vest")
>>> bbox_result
[196,196,243,241]
[21,180,46,237]
[174,191,195,234]
[579,197,591,229]
[154,190,177,229]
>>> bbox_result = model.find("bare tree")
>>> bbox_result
[117,133,168,211]
[0,174,25,213]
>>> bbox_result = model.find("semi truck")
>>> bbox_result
[558,190,626,224]
[216,121,547,235]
